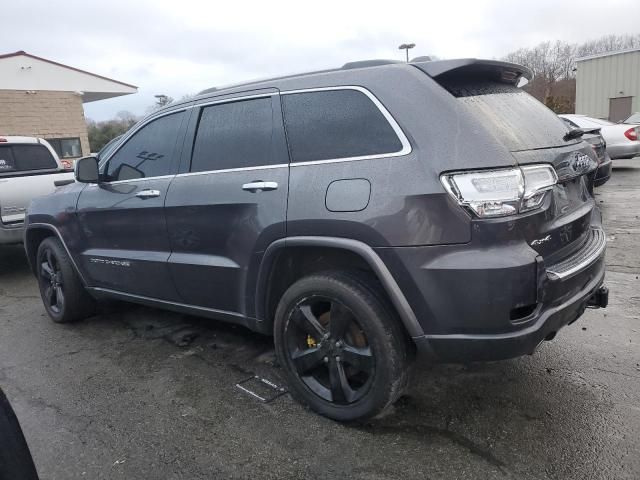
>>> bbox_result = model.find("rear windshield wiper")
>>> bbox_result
[563,127,601,142]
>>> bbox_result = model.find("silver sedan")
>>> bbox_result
[560,114,640,160]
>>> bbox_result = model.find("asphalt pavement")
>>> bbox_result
[1,160,638,479]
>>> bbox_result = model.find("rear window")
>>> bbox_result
[440,80,572,151]
[0,144,58,174]
[626,113,640,124]
[282,89,403,163]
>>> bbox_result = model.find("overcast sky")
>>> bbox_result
[2,0,638,121]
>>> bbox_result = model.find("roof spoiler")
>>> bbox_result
[413,58,533,85]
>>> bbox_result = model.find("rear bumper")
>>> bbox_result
[0,223,24,245]
[608,141,640,160]
[376,217,607,363]
[414,261,606,362]
[595,155,612,187]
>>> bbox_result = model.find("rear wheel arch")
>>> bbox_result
[255,237,424,339]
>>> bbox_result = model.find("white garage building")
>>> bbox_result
[575,48,640,122]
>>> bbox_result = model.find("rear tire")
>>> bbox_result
[274,271,411,422]
[36,237,95,323]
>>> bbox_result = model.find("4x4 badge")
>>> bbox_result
[531,235,551,246]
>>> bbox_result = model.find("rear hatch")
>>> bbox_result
[0,143,65,224]
[416,60,598,261]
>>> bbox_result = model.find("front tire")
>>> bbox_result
[36,237,95,323]
[274,271,411,422]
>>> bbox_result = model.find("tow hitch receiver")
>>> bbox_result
[587,285,609,309]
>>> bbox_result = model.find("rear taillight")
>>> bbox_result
[0,138,7,142]
[441,164,558,218]
[624,127,638,141]
[61,160,74,171]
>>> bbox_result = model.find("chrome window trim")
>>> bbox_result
[194,92,277,109]
[88,174,176,187]
[176,163,288,178]
[99,86,412,180]
[280,85,412,167]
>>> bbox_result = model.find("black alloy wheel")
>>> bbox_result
[284,296,375,405]
[39,247,65,315]
[36,237,95,323]
[274,271,411,421]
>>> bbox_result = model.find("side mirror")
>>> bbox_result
[74,156,99,183]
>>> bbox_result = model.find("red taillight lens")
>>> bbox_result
[624,127,638,141]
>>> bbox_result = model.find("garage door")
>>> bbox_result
[609,96,632,122]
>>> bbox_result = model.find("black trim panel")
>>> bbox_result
[87,287,259,331]
[255,236,425,338]
[24,223,88,286]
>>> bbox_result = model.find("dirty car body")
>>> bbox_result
[24,58,609,420]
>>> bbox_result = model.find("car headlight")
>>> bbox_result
[441,164,557,218]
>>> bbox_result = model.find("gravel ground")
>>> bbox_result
[0,160,638,480]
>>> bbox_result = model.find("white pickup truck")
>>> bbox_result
[0,136,74,245]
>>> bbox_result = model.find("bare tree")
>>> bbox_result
[577,34,640,58]
[503,34,640,113]
[116,110,138,127]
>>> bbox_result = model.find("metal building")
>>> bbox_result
[575,48,640,121]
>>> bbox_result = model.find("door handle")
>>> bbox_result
[135,189,161,199]
[242,181,278,192]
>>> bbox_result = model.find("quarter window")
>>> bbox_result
[105,112,184,182]
[191,97,275,172]
[282,89,403,163]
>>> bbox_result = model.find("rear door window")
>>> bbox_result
[190,97,276,172]
[282,89,403,163]
[439,80,572,151]
[0,144,58,174]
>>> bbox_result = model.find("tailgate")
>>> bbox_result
[419,61,599,262]
[512,143,598,261]
[0,172,74,224]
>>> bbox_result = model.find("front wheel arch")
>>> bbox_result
[24,226,56,276]
[25,224,87,287]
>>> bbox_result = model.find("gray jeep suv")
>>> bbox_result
[24,58,609,421]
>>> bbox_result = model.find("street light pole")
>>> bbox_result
[398,43,416,62]
[154,94,170,107]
